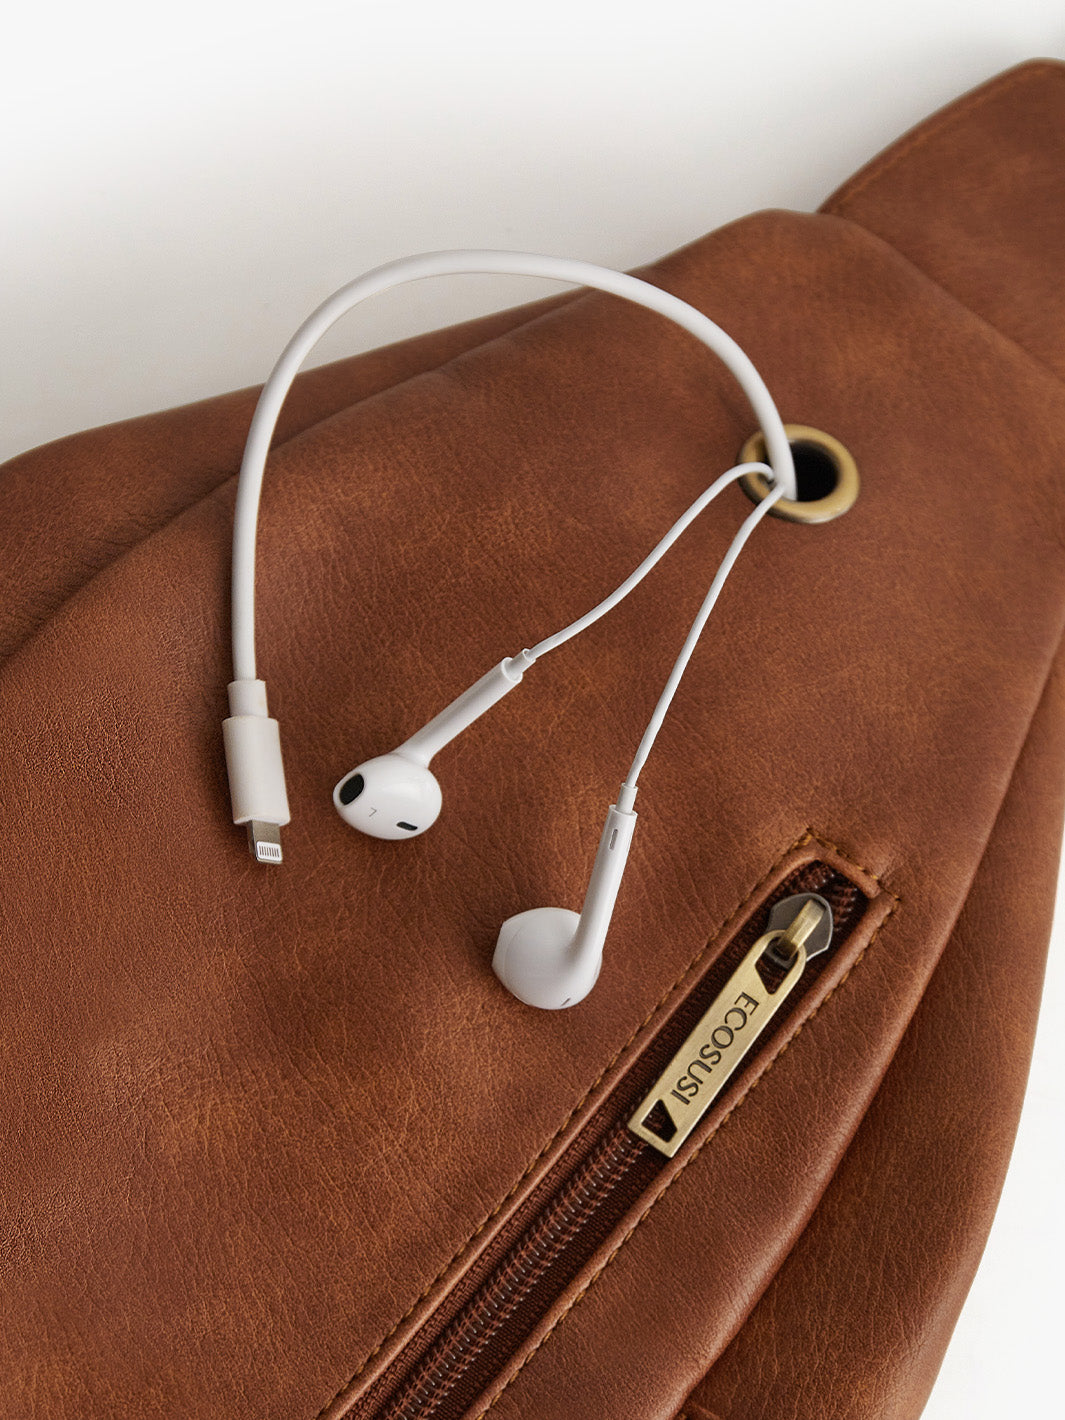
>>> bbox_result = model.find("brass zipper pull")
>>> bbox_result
[628,893,832,1158]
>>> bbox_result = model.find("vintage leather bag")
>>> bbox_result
[2,58,1064,1420]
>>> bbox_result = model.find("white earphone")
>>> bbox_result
[222,250,795,1009]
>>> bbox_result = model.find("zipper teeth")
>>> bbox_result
[378,1127,644,1420]
[358,865,863,1420]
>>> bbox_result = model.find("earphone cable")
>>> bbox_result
[616,480,785,813]
[521,460,776,664]
[231,250,797,684]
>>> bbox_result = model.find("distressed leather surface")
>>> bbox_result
[680,58,1065,1420]
[681,631,1065,1420]
[1,59,1063,1420]
[0,293,567,667]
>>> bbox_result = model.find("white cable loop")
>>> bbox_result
[231,249,796,682]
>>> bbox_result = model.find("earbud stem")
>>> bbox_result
[399,655,530,764]
[570,802,638,966]
[492,798,638,1009]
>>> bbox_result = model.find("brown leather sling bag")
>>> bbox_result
[1,58,1063,1420]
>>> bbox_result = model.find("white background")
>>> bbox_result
[4,3,1065,1415]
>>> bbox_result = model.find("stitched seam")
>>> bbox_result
[822,61,1063,214]
[470,841,901,1420]
[313,825,826,1418]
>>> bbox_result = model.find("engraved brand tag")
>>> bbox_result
[627,898,827,1158]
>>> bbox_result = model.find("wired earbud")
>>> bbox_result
[332,655,531,840]
[222,250,795,1008]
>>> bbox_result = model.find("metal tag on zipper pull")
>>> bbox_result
[628,893,832,1158]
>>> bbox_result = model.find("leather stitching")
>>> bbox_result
[468,833,901,1420]
[314,826,891,1418]
[822,61,1063,215]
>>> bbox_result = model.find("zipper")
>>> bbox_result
[351,861,867,1420]
[627,891,832,1156]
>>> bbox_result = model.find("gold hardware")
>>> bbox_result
[738,424,859,524]
[628,896,828,1158]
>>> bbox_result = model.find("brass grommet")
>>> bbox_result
[738,424,859,524]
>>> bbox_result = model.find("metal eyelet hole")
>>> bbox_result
[738,424,859,524]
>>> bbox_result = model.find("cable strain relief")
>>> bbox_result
[502,649,536,681]
[616,781,638,815]
[227,678,270,718]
